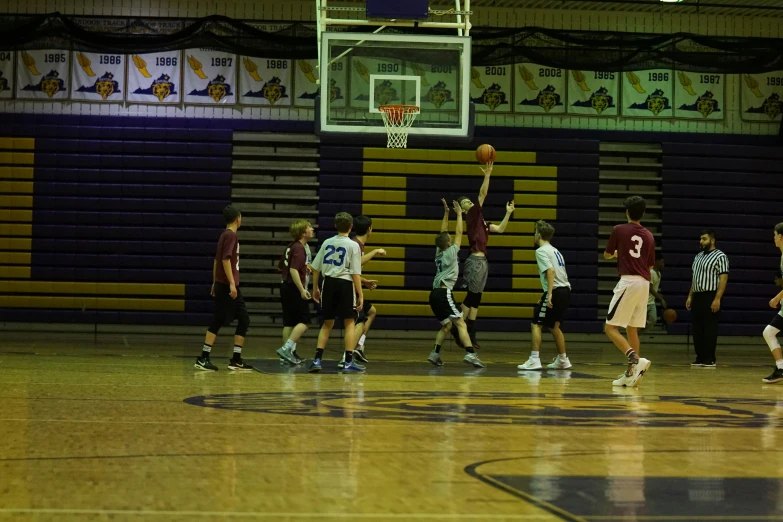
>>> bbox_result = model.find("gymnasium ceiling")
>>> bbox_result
[328,0,783,18]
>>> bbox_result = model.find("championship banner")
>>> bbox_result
[513,63,566,114]
[567,70,618,116]
[71,52,125,102]
[0,50,13,99]
[72,17,128,33]
[620,69,674,118]
[126,51,181,104]
[16,50,70,100]
[183,49,236,105]
[470,65,512,112]
[674,71,724,120]
[239,57,292,106]
[293,58,347,108]
[406,61,459,111]
[741,72,783,122]
[350,57,404,109]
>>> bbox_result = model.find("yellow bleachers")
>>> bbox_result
[0,266,31,278]
[372,218,534,234]
[0,138,34,150]
[376,303,533,319]
[363,162,556,178]
[363,148,536,164]
[371,232,535,248]
[0,296,184,311]
[0,281,185,296]
[0,152,34,165]
[362,204,407,217]
[362,189,406,203]
[0,167,34,179]
[369,289,542,305]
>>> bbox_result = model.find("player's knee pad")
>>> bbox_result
[464,291,482,309]
[764,325,781,350]
[235,313,250,338]
[207,324,221,335]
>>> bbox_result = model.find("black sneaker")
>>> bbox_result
[354,349,369,363]
[691,359,704,367]
[702,361,716,368]
[195,357,218,371]
[293,351,305,364]
[227,358,254,371]
[762,367,783,384]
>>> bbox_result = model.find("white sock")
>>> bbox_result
[292,342,297,351]
[531,351,540,360]
[559,353,568,360]
[284,339,295,350]
[776,359,783,370]
[357,334,366,347]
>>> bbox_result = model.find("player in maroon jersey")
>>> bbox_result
[455,162,515,348]
[604,196,655,387]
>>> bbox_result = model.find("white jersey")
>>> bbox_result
[311,234,362,281]
[535,243,570,292]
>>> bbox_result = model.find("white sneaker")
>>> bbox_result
[337,356,346,369]
[629,358,651,387]
[546,356,572,369]
[612,372,635,387]
[517,357,542,370]
[463,352,486,368]
[612,358,651,387]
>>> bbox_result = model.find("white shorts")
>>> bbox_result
[606,275,650,329]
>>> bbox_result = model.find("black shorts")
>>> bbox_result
[280,282,311,327]
[356,301,373,324]
[321,277,356,320]
[429,288,463,325]
[769,314,783,330]
[533,287,571,328]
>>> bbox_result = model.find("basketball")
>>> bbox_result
[663,308,677,324]
[476,144,496,164]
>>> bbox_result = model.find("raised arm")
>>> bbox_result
[489,200,515,234]
[477,162,493,207]
[452,200,464,248]
[440,198,450,232]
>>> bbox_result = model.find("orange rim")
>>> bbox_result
[379,104,420,114]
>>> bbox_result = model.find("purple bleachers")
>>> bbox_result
[662,141,783,336]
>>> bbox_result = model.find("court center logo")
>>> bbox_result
[183,391,783,428]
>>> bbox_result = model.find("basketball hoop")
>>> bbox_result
[379,104,420,148]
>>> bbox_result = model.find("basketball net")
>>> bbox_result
[379,105,420,148]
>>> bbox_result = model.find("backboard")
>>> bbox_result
[318,32,473,138]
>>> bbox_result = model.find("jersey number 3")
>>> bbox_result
[324,245,347,266]
[629,235,643,259]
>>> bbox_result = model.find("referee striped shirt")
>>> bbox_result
[691,249,730,292]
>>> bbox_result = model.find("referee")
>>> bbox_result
[686,229,729,367]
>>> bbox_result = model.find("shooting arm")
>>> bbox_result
[453,212,463,248]
[478,166,492,206]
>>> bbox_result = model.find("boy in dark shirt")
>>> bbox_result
[195,205,252,371]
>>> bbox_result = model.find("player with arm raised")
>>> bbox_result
[428,199,486,368]
[455,161,515,349]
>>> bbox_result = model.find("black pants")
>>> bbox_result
[692,291,720,363]
[208,282,250,337]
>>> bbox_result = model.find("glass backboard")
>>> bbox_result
[319,32,472,137]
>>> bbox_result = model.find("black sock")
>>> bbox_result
[434,344,441,353]
[232,346,242,361]
[201,344,212,359]
[315,348,324,360]
[466,319,476,342]
[345,351,353,364]
[465,346,475,354]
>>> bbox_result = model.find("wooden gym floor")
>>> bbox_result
[1,331,783,522]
